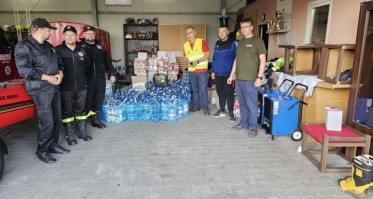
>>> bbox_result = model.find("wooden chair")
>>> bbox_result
[302,123,371,173]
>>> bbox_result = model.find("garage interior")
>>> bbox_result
[1,0,373,198]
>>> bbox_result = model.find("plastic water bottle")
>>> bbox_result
[168,102,177,122]
[142,102,151,120]
[136,102,144,120]
[182,100,189,117]
[161,101,169,121]
[101,102,110,122]
[151,103,161,122]
[126,103,136,121]
[120,102,127,121]
[107,103,117,123]
[176,100,184,119]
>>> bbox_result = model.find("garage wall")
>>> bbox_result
[241,0,361,59]
[0,0,246,66]
[0,0,93,24]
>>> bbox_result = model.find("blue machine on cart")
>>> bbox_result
[263,83,308,141]
[258,78,294,126]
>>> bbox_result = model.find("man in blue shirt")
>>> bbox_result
[211,25,237,121]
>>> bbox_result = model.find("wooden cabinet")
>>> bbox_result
[123,24,158,74]
[158,24,206,51]
[294,82,350,126]
[347,1,373,154]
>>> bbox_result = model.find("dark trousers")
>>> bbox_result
[31,92,61,154]
[61,90,87,122]
[236,80,258,129]
[86,78,105,113]
[215,75,234,113]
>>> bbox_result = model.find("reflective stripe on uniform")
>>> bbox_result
[75,115,88,120]
[87,110,96,117]
[62,117,75,123]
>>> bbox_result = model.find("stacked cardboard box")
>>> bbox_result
[134,58,147,75]
[131,51,181,88]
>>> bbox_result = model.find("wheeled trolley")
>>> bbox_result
[258,78,294,126]
[263,83,308,141]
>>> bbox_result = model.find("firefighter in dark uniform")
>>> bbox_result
[14,18,70,163]
[56,25,92,145]
[80,25,116,129]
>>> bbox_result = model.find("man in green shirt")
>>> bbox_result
[227,18,267,137]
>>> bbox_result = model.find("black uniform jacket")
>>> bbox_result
[56,42,90,91]
[15,36,63,95]
[79,39,116,79]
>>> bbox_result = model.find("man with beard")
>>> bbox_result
[80,25,116,129]
[15,18,70,163]
[56,25,92,145]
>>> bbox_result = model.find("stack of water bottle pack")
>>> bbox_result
[101,72,191,123]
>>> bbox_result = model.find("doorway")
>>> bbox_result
[259,24,269,60]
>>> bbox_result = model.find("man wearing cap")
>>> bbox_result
[80,25,116,129]
[56,25,92,145]
[15,18,70,163]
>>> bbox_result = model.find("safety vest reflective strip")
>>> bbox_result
[184,38,208,72]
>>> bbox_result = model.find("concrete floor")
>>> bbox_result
[0,106,355,199]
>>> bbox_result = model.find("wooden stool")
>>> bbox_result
[302,123,371,173]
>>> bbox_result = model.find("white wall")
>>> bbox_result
[0,0,245,65]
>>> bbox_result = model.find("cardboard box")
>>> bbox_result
[168,73,178,80]
[167,51,177,63]
[158,65,167,74]
[147,71,157,82]
[157,51,167,57]
[148,59,157,65]
[138,52,148,59]
[325,106,342,131]
[131,75,147,91]
[134,58,147,75]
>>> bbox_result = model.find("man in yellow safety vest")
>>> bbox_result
[183,26,210,115]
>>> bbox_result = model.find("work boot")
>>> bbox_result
[63,122,77,145]
[91,112,106,129]
[363,155,373,196]
[77,120,92,141]
[338,156,373,198]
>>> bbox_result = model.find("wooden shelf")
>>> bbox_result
[267,29,289,34]
[123,23,158,74]
[123,24,158,27]
[125,51,150,54]
[125,38,158,41]
[279,45,321,76]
